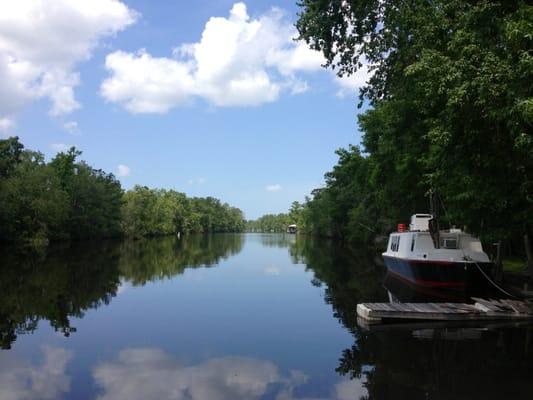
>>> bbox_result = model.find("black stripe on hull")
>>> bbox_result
[382,255,494,290]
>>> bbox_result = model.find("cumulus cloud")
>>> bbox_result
[101,3,329,113]
[266,184,282,192]
[62,121,80,135]
[50,143,72,153]
[0,346,73,400]
[116,164,131,177]
[0,117,15,136]
[0,0,137,123]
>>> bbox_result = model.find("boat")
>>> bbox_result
[287,224,297,234]
[382,214,495,293]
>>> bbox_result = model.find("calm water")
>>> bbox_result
[1,233,532,399]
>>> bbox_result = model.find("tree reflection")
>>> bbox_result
[255,233,297,248]
[289,235,388,332]
[118,234,244,285]
[0,241,121,349]
[0,234,244,349]
[338,326,533,399]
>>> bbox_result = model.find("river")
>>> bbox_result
[1,233,532,399]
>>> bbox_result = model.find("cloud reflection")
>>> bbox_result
[93,348,367,400]
[0,346,73,400]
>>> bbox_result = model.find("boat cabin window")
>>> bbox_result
[441,237,458,249]
[390,235,400,252]
[411,235,416,252]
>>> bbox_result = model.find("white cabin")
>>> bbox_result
[383,215,490,263]
[409,214,432,231]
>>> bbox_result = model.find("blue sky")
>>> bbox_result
[0,0,368,219]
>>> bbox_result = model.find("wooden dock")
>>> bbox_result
[357,298,533,323]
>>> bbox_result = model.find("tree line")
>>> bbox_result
[288,0,532,257]
[245,201,306,232]
[0,137,245,244]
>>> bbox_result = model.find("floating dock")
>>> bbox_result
[357,298,533,323]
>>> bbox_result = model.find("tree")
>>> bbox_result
[0,136,24,178]
[296,1,533,250]
[0,150,69,242]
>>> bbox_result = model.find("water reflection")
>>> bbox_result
[2,234,533,399]
[288,236,533,399]
[118,234,244,285]
[0,234,244,349]
[0,346,73,400]
[288,236,388,332]
[0,241,121,349]
[338,326,533,399]
[93,347,366,400]
[0,345,366,400]
[256,233,297,248]
[95,349,291,400]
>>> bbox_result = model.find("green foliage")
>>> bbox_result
[246,201,306,232]
[121,187,245,238]
[296,0,533,246]
[246,213,291,232]
[0,136,24,178]
[0,146,70,242]
[0,138,123,242]
[0,137,245,243]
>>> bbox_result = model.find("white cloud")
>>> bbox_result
[50,143,72,153]
[188,177,206,185]
[0,346,73,400]
[62,121,80,135]
[117,164,131,177]
[335,378,368,400]
[334,59,371,98]
[0,0,137,123]
[101,3,328,113]
[0,117,15,136]
[266,184,282,192]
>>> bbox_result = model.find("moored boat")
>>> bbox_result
[287,224,297,234]
[382,214,494,293]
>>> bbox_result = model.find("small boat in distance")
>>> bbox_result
[382,214,494,293]
[287,224,297,234]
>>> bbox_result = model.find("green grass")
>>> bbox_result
[502,258,526,273]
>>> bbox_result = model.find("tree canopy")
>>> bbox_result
[296,0,533,247]
[0,137,245,243]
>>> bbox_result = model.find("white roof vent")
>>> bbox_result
[409,214,432,231]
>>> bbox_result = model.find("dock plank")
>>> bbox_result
[356,299,533,323]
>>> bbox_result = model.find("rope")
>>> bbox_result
[471,260,519,299]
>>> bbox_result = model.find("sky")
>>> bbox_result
[0,0,368,219]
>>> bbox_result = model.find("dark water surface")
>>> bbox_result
[1,234,532,399]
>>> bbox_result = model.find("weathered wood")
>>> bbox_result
[357,298,533,323]
[357,317,533,332]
